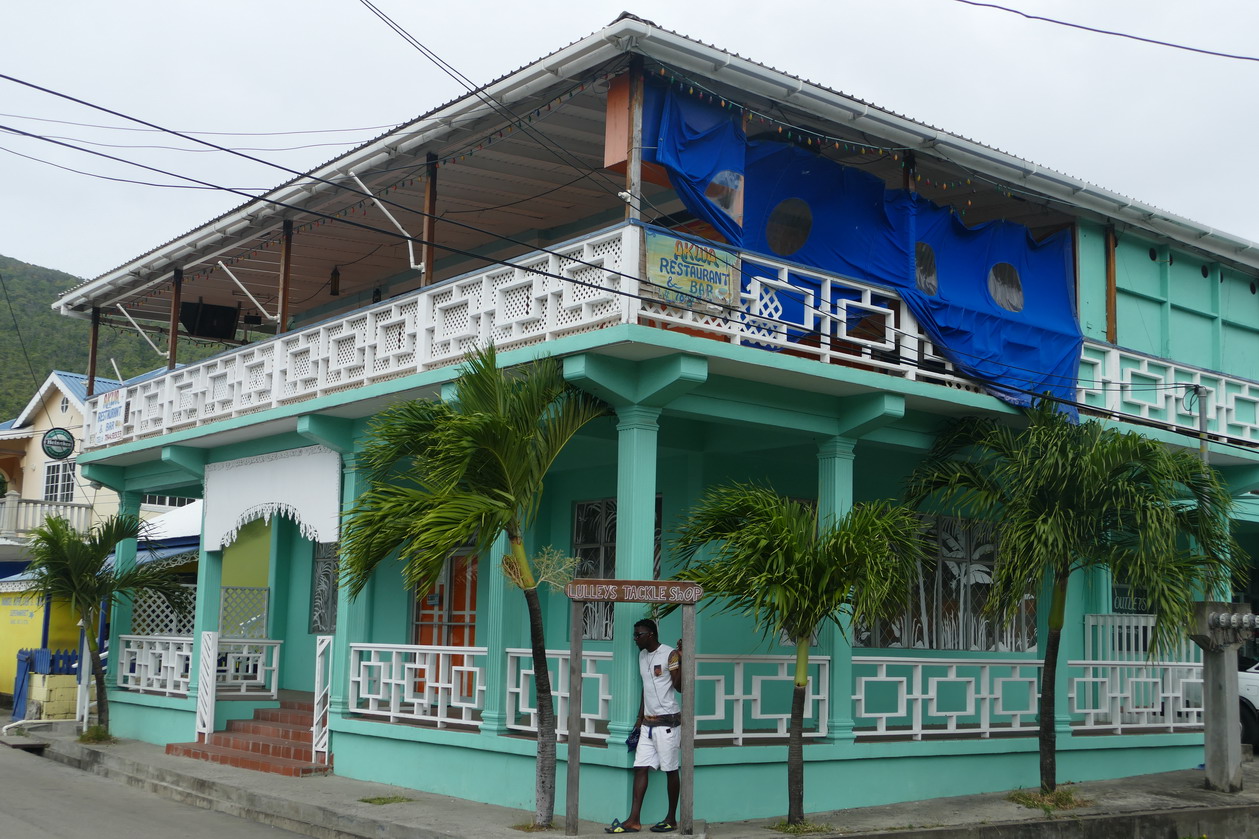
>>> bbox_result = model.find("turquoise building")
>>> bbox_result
[51,14,1259,823]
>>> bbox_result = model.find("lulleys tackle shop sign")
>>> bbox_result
[41,428,75,460]
[644,228,736,312]
[565,578,703,604]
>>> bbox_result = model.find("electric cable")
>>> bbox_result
[950,0,1259,62]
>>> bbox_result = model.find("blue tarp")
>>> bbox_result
[648,84,1082,409]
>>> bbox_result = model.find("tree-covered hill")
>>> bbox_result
[0,255,220,420]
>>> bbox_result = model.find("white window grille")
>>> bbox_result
[857,516,1036,653]
[43,460,76,503]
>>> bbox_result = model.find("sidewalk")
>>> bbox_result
[19,722,1259,838]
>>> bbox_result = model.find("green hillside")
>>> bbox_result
[0,255,221,420]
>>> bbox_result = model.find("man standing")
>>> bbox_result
[607,619,681,834]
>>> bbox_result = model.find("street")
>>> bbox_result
[0,745,305,838]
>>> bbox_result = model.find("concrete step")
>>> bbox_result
[165,741,329,777]
[205,730,318,763]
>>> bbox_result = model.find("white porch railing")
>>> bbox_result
[348,643,489,728]
[1079,341,1259,444]
[1084,613,1202,664]
[853,656,1043,739]
[312,635,333,765]
[506,648,614,741]
[217,639,282,698]
[84,225,634,448]
[118,634,193,696]
[1069,659,1203,732]
[692,654,829,744]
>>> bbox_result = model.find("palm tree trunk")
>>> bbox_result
[509,531,555,830]
[84,612,108,731]
[787,635,810,825]
[1038,574,1069,794]
[524,585,556,828]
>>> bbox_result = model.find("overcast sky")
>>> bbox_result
[3,0,1257,281]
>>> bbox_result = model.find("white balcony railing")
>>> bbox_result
[0,492,93,537]
[1080,341,1259,444]
[349,643,489,728]
[86,226,634,448]
[118,634,193,696]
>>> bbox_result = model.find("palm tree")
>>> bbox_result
[671,483,931,826]
[340,346,609,829]
[906,400,1245,793]
[25,514,193,732]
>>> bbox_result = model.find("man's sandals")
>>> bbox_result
[605,818,677,834]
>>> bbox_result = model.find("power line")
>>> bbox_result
[951,0,1259,62]
[0,112,407,136]
[0,141,267,191]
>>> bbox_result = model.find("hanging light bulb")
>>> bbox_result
[329,265,341,296]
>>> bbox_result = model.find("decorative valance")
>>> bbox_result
[203,446,341,550]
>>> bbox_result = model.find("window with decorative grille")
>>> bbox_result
[572,496,662,641]
[309,542,339,634]
[856,516,1035,653]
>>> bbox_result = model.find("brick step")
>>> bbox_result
[164,742,329,777]
[253,707,314,726]
[224,718,311,742]
[279,698,316,713]
[205,731,318,764]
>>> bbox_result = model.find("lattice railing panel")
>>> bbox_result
[506,648,613,741]
[119,634,193,696]
[219,586,268,639]
[131,584,196,636]
[349,643,488,728]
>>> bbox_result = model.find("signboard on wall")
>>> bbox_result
[93,389,125,447]
[644,228,736,311]
[41,428,75,460]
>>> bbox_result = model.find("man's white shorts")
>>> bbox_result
[633,723,680,771]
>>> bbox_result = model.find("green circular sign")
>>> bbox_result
[41,428,75,460]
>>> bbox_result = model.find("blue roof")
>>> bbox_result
[0,419,15,431]
[53,371,123,403]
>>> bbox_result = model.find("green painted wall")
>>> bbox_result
[223,519,270,588]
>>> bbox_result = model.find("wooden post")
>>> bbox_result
[626,56,643,223]
[566,599,583,836]
[680,603,696,836]
[86,306,101,396]
[167,268,182,370]
[421,152,438,286]
[278,219,294,333]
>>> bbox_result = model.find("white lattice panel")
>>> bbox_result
[1069,660,1203,732]
[216,639,282,697]
[219,585,269,639]
[132,585,196,636]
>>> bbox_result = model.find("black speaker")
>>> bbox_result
[179,302,239,340]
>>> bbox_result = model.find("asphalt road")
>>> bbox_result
[0,745,305,838]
